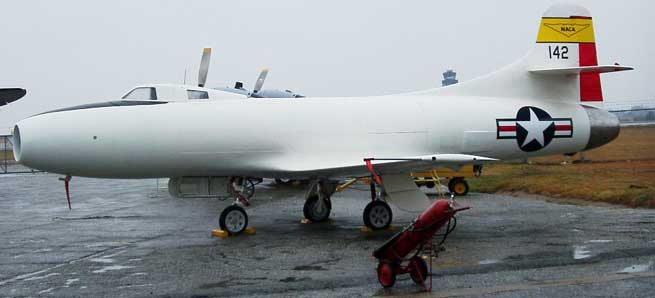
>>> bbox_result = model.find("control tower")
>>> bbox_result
[442,70,458,87]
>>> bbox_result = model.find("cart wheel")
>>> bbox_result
[377,260,396,288]
[448,178,469,196]
[242,178,255,199]
[425,181,436,189]
[219,205,248,235]
[409,256,428,285]
[303,194,331,222]
[363,200,393,230]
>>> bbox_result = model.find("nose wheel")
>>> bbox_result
[219,204,248,235]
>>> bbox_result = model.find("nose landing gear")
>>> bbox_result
[217,177,253,235]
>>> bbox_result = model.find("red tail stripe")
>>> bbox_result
[579,43,603,102]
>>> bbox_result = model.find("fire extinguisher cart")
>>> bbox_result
[373,199,469,289]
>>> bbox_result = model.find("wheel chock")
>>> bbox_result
[211,227,256,238]
[211,229,229,238]
[300,218,335,224]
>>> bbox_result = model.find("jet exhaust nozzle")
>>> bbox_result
[583,105,620,151]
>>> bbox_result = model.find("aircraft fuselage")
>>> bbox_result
[12,95,617,179]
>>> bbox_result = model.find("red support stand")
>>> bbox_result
[58,175,72,210]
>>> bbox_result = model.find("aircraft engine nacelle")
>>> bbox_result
[168,176,230,198]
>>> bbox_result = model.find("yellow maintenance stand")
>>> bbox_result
[411,165,482,196]
[335,165,482,196]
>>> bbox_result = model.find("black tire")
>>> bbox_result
[303,194,331,222]
[275,178,291,185]
[363,200,393,231]
[425,181,436,189]
[219,205,248,235]
[377,260,397,288]
[448,177,469,196]
[409,256,428,285]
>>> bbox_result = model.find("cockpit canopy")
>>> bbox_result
[121,84,246,102]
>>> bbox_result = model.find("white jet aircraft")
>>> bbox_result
[12,4,632,235]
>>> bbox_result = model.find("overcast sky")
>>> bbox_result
[1,0,653,128]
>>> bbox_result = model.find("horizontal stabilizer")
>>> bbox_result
[529,65,634,75]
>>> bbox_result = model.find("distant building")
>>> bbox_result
[442,70,458,87]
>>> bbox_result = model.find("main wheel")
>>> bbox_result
[377,260,396,288]
[363,200,393,231]
[303,194,331,222]
[219,205,248,235]
[409,256,428,285]
[448,177,469,196]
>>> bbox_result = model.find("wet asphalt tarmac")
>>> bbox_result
[1,174,654,297]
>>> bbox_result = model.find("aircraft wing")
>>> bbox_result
[276,153,497,179]
[273,153,496,212]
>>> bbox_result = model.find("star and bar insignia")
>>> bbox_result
[496,106,573,152]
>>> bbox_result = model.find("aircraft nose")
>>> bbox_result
[582,105,620,151]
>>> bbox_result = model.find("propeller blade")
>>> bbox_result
[198,47,212,87]
[252,68,269,94]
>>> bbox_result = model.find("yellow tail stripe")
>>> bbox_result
[537,18,595,43]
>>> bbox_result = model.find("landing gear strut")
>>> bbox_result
[302,180,335,222]
[218,177,252,235]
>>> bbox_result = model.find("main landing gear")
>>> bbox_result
[302,180,337,222]
[363,180,393,231]
[218,177,252,235]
